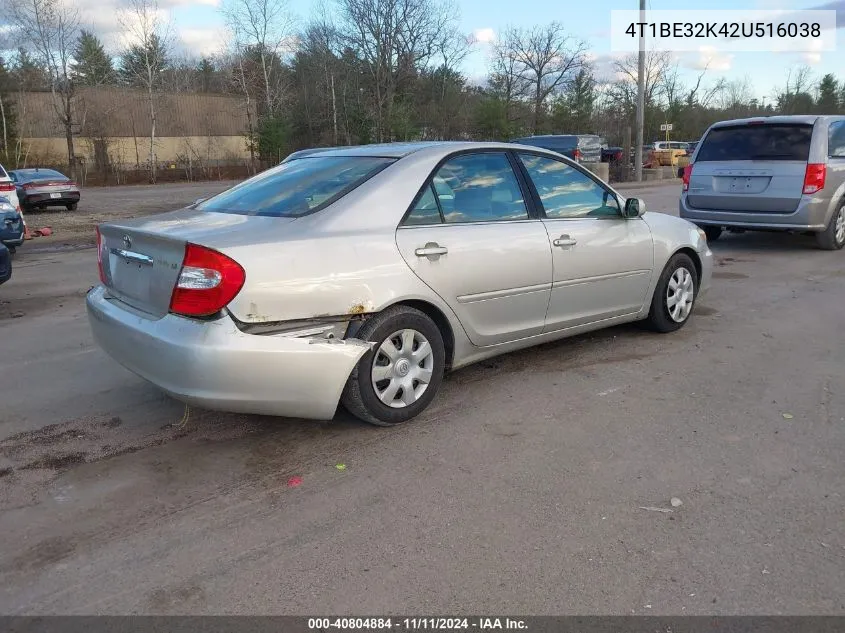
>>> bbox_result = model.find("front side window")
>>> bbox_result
[197,155,394,218]
[427,153,529,224]
[518,153,621,219]
[828,121,845,158]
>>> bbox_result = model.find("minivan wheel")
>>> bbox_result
[643,253,698,333]
[815,202,845,251]
[341,305,445,426]
[702,226,723,242]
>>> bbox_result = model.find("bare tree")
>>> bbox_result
[338,0,455,142]
[505,23,587,135]
[223,0,293,117]
[7,0,80,178]
[119,0,172,183]
[612,50,672,109]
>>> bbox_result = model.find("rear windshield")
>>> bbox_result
[197,156,395,218]
[696,124,813,162]
[13,168,67,180]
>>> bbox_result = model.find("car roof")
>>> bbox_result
[295,141,567,160]
[708,115,827,128]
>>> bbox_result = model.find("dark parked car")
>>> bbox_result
[511,134,602,163]
[0,242,11,285]
[10,168,81,211]
[0,197,24,253]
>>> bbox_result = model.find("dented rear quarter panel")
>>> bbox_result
[201,146,478,346]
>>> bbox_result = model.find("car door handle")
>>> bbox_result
[415,243,448,257]
[553,236,577,247]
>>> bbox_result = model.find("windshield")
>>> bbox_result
[197,156,395,218]
[696,124,813,162]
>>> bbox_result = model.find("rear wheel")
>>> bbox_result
[643,253,698,333]
[66,202,78,211]
[701,225,723,242]
[341,305,445,426]
[815,202,845,251]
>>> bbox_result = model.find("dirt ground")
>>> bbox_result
[1,181,844,615]
[19,180,238,251]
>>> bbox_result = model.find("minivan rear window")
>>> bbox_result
[197,156,395,217]
[696,124,813,162]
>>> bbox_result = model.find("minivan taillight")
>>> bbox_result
[169,243,245,317]
[95,226,106,284]
[681,164,693,192]
[0,182,14,192]
[803,163,826,194]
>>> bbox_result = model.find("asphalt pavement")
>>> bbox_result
[1,181,843,615]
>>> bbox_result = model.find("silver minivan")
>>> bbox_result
[679,115,845,250]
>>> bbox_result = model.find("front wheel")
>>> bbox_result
[815,202,845,251]
[643,253,699,333]
[341,305,446,426]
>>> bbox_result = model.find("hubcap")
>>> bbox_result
[835,206,845,246]
[666,267,695,323]
[371,329,434,409]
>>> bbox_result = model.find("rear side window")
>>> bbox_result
[696,124,813,162]
[197,156,395,218]
[829,121,845,158]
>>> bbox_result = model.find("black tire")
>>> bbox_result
[341,305,446,426]
[702,225,723,242]
[66,202,78,211]
[815,201,845,251]
[643,253,699,333]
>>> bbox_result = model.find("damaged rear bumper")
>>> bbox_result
[86,285,372,420]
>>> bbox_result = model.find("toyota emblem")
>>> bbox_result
[122,235,132,249]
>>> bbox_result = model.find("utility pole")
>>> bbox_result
[634,0,646,181]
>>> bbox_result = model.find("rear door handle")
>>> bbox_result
[553,235,577,247]
[415,243,448,258]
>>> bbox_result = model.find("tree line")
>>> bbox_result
[2,0,845,183]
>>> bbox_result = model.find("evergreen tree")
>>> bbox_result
[72,30,114,86]
[119,33,169,88]
[816,73,839,114]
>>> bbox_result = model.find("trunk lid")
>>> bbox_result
[687,122,814,214]
[99,208,294,318]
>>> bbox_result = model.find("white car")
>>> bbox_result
[0,163,21,211]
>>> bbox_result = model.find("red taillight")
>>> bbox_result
[0,182,14,192]
[65,181,77,187]
[574,149,583,161]
[95,226,106,284]
[803,163,826,195]
[169,243,245,317]
[615,150,623,161]
[681,164,693,191]
[22,183,35,190]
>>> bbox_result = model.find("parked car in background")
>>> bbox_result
[512,134,603,163]
[88,141,712,427]
[680,115,845,250]
[601,146,624,163]
[10,168,81,211]
[0,242,11,285]
[686,141,699,155]
[0,163,21,212]
[0,197,25,253]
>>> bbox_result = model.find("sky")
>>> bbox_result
[18,0,845,101]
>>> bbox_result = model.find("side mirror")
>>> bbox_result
[624,197,646,218]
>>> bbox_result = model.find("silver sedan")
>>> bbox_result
[87,142,713,426]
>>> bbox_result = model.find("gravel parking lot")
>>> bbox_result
[1,180,843,615]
